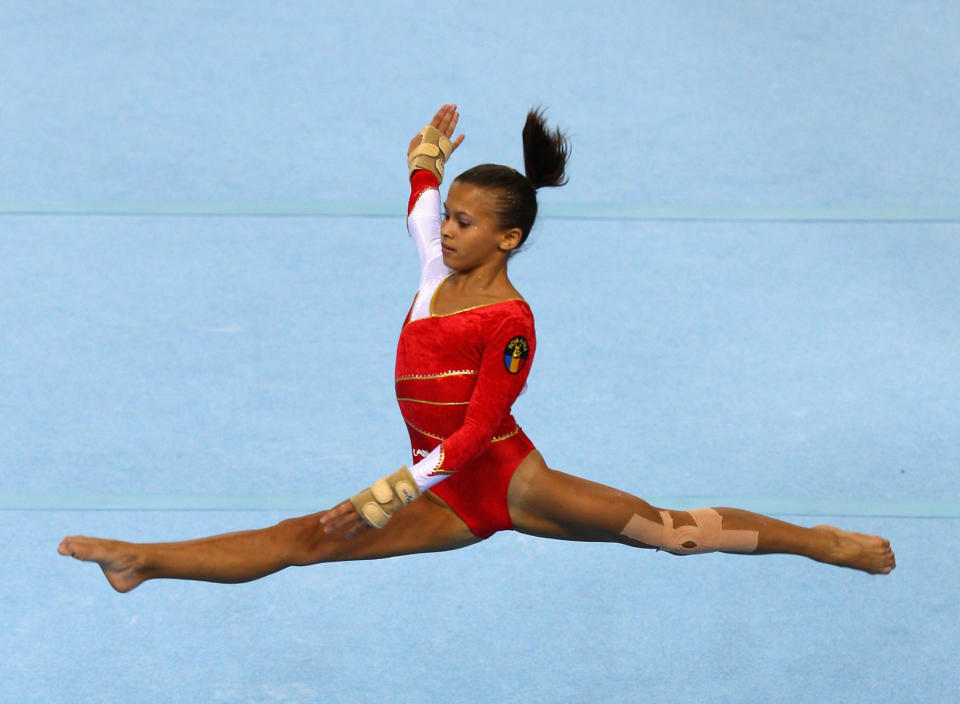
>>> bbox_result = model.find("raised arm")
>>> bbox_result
[406,105,465,310]
[320,107,467,538]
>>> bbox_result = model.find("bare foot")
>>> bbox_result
[811,525,896,575]
[58,536,148,593]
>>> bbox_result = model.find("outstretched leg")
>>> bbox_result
[506,452,895,575]
[58,494,480,592]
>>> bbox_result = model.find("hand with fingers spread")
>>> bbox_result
[319,500,371,539]
[322,466,421,538]
[407,103,466,182]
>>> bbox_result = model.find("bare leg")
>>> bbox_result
[58,494,480,592]
[507,452,895,575]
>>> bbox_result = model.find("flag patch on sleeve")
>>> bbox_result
[503,336,529,374]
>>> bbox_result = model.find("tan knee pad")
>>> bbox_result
[620,508,758,555]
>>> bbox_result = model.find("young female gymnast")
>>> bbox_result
[58,104,895,591]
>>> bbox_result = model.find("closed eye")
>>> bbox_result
[442,210,471,228]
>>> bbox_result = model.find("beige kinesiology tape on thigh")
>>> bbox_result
[350,466,421,529]
[619,508,758,555]
[408,125,454,183]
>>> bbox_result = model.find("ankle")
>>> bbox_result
[811,525,843,562]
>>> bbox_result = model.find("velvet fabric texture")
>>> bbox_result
[395,300,536,537]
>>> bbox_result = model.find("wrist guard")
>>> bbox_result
[350,466,421,528]
[408,125,454,183]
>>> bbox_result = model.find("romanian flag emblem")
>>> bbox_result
[503,336,529,374]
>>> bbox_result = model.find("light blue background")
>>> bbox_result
[1,2,958,703]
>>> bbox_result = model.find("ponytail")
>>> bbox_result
[454,107,570,251]
[522,107,570,190]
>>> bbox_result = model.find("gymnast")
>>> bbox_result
[58,104,895,591]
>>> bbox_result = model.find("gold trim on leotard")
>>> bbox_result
[431,299,527,318]
[403,419,445,441]
[491,426,520,443]
[395,369,478,384]
[429,274,526,318]
[405,418,520,445]
[396,397,470,406]
[427,444,454,476]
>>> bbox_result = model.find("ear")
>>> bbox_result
[498,227,524,252]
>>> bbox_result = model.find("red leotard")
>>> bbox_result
[396,171,537,538]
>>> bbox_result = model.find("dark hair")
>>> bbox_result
[454,107,570,250]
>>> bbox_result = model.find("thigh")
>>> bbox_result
[506,451,661,546]
[310,492,483,563]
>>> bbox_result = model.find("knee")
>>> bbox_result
[620,508,719,556]
[275,514,334,566]
[660,509,719,555]
[620,507,758,556]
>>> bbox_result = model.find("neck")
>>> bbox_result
[449,259,510,294]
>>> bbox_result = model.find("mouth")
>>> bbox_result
[441,244,456,254]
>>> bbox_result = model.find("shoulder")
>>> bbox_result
[478,299,534,325]
[481,300,536,345]
[504,299,533,325]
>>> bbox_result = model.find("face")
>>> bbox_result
[441,180,522,271]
